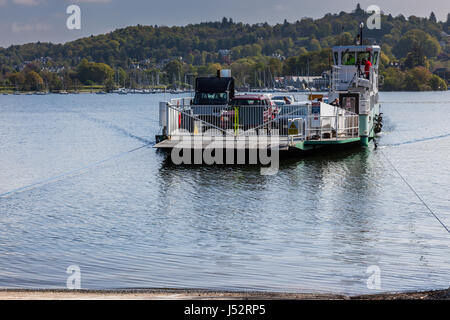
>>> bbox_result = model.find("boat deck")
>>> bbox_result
[154,135,361,151]
[154,136,293,150]
[156,100,361,151]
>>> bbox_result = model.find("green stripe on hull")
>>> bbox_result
[293,138,361,151]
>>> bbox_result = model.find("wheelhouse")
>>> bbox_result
[332,45,381,67]
[330,45,381,94]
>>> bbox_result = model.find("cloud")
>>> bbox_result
[12,21,51,33]
[12,0,43,5]
[0,0,6,7]
[275,4,284,11]
[69,0,111,3]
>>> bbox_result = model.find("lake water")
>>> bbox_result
[0,91,449,295]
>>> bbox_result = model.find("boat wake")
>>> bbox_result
[380,101,450,105]
[75,112,155,145]
[382,133,450,147]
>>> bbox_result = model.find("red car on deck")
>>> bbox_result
[220,94,280,130]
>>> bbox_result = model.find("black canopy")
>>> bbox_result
[195,77,234,97]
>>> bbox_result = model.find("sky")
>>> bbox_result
[0,0,449,48]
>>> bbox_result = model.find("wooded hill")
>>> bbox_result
[1,4,448,91]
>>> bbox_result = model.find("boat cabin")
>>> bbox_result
[329,45,381,116]
[331,45,380,93]
[192,70,235,105]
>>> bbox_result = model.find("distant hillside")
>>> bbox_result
[0,4,448,91]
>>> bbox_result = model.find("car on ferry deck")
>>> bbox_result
[219,94,280,130]
[271,95,295,106]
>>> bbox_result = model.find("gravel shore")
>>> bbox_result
[0,288,449,300]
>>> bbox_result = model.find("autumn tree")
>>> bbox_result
[24,71,44,91]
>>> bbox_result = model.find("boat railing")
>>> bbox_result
[164,102,359,142]
[331,66,341,91]
[331,65,378,92]
[305,114,359,141]
[332,65,359,91]
[168,97,192,107]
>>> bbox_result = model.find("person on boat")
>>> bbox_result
[331,98,339,106]
[283,96,292,105]
[344,52,355,65]
[363,57,372,79]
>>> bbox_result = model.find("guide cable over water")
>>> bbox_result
[378,146,450,236]
[0,143,152,198]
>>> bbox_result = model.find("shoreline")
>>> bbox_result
[1,90,449,95]
[0,288,449,300]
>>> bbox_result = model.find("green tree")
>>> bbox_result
[116,67,127,86]
[422,36,441,58]
[354,3,364,15]
[77,59,114,84]
[7,72,25,90]
[309,39,322,51]
[429,74,447,90]
[404,44,426,69]
[381,68,405,91]
[41,71,62,91]
[164,59,183,83]
[393,29,440,58]
[445,13,450,33]
[429,12,437,23]
[206,63,222,76]
[104,77,115,92]
[230,58,253,87]
[337,32,353,45]
[267,58,282,77]
[404,67,432,91]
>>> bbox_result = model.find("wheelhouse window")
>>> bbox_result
[232,99,266,106]
[357,52,371,65]
[342,52,356,65]
[373,52,379,65]
[194,92,227,105]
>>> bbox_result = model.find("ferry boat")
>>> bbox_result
[154,44,382,154]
